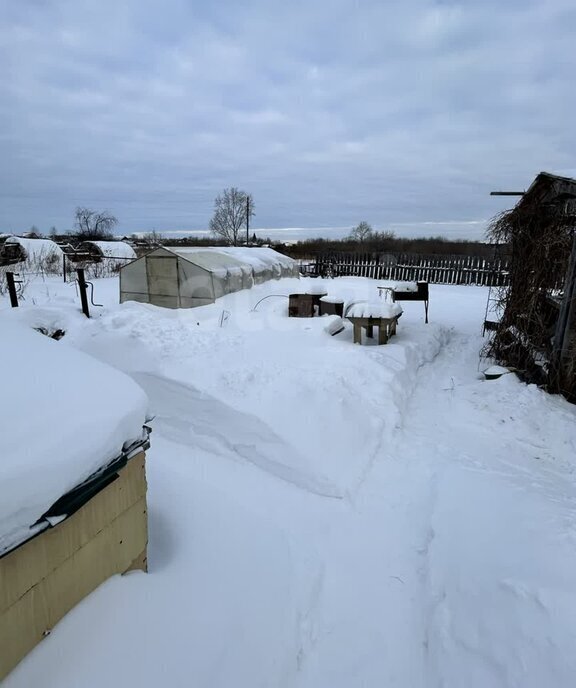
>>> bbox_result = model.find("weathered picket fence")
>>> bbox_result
[312,252,509,286]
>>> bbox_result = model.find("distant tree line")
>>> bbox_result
[278,233,504,259]
[10,205,503,259]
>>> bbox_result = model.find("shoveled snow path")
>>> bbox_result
[295,330,576,688]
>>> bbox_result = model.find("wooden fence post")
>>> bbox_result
[551,230,576,391]
[6,272,19,308]
[76,268,90,318]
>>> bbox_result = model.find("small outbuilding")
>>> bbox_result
[120,246,299,308]
[486,171,576,400]
[0,321,149,681]
[1,236,64,271]
[78,240,137,262]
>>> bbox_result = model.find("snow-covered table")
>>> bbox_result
[346,302,403,345]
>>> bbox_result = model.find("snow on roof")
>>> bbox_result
[86,241,137,259]
[172,246,296,272]
[0,321,148,555]
[170,248,247,272]
[4,236,63,262]
[212,246,296,270]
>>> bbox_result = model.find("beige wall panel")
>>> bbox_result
[0,453,146,615]
[0,497,148,680]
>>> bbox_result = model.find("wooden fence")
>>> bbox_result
[312,252,510,286]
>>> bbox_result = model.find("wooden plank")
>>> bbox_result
[0,497,148,681]
[552,231,576,389]
[0,453,146,615]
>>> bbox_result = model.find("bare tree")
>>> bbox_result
[74,207,118,240]
[373,229,396,242]
[348,221,374,242]
[142,230,165,246]
[209,188,255,246]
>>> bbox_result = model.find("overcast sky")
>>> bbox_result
[1,0,574,239]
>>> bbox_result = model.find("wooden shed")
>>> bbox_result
[0,322,150,681]
[486,171,576,400]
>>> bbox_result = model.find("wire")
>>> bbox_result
[251,294,289,311]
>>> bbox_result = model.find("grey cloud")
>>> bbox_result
[0,0,574,237]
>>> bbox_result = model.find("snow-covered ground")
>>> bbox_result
[2,273,576,687]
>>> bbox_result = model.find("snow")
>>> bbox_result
[173,245,298,273]
[307,283,328,295]
[2,275,576,687]
[4,236,63,263]
[346,300,403,318]
[207,245,298,271]
[131,371,341,499]
[394,281,419,292]
[319,294,343,304]
[324,316,345,335]
[484,364,513,377]
[86,240,136,260]
[0,319,147,555]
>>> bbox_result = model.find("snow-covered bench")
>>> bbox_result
[346,302,403,345]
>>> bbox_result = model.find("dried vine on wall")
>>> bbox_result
[483,198,574,391]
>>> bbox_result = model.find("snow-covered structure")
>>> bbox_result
[119,246,299,308]
[1,236,64,270]
[79,240,137,262]
[486,171,576,400]
[0,321,149,681]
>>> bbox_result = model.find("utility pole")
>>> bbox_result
[246,196,250,246]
